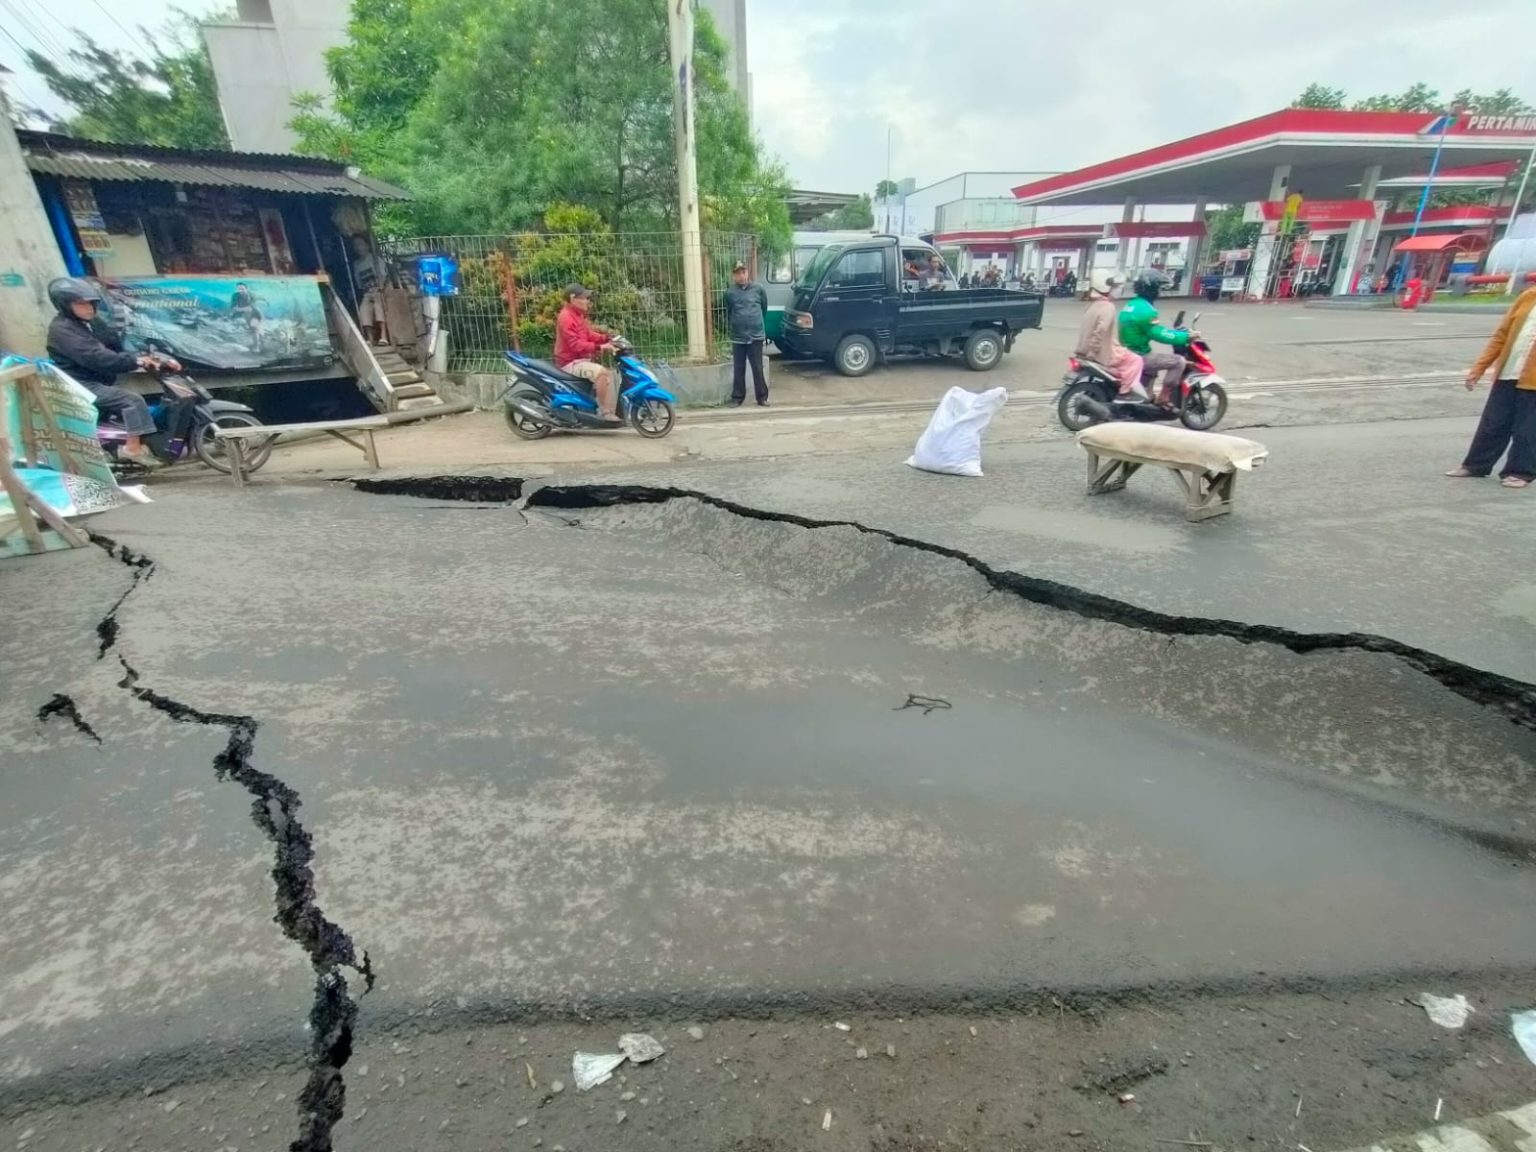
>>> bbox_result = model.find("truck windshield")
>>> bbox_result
[796,244,844,290]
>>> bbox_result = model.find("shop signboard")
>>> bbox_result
[63,180,112,256]
[98,276,336,372]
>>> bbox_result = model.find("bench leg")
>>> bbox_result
[1086,453,1140,495]
[362,429,380,471]
[1176,467,1235,522]
[228,438,247,488]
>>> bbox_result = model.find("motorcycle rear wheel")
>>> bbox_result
[1056,380,1106,432]
[504,387,553,440]
[194,413,272,474]
[1179,382,1228,431]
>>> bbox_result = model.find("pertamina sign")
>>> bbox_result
[1454,114,1536,135]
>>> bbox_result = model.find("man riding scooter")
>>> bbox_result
[45,277,180,468]
[1119,271,1191,406]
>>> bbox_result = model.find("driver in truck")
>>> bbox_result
[1119,271,1191,406]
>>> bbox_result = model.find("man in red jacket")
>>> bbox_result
[554,284,618,420]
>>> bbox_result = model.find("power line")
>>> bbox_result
[88,0,138,46]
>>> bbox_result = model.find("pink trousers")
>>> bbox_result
[1110,349,1145,395]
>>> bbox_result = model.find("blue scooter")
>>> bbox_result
[501,336,676,440]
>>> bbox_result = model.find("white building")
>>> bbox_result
[204,0,753,154]
[203,0,349,154]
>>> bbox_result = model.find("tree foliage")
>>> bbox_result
[1205,204,1259,252]
[803,194,874,232]
[1290,81,1532,116]
[293,0,789,251]
[874,179,900,199]
[24,12,229,149]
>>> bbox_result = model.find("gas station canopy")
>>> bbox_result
[1012,110,1536,206]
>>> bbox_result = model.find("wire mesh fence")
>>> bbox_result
[385,231,757,374]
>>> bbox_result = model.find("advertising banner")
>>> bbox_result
[99,276,336,372]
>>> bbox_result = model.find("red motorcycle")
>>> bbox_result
[1056,310,1229,432]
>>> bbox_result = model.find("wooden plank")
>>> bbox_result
[227,436,248,488]
[217,416,389,439]
[361,428,380,470]
[22,377,85,475]
[24,490,89,547]
[0,440,47,554]
[0,362,37,386]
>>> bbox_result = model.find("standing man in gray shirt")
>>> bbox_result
[723,261,770,407]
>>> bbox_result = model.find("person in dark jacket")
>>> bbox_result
[723,261,769,407]
[45,277,176,468]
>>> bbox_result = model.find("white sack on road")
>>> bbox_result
[906,386,1008,477]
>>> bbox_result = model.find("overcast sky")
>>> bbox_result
[3,0,1531,191]
[747,0,1535,192]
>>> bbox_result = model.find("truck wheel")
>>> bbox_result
[963,329,1003,371]
[834,334,876,377]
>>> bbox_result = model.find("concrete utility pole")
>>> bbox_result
[0,88,68,357]
[665,0,708,362]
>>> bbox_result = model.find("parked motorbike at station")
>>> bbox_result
[500,336,677,440]
[99,359,271,476]
[1055,311,1229,433]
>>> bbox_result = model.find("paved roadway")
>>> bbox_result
[2,305,1534,1150]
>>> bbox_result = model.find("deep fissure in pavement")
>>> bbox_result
[517,482,1536,732]
[352,474,526,502]
[82,535,372,1152]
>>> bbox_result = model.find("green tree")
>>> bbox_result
[874,179,900,199]
[804,193,874,231]
[1291,84,1346,110]
[295,0,789,251]
[1205,204,1259,252]
[25,13,229,148]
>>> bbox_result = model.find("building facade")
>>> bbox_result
[203,0,350,154]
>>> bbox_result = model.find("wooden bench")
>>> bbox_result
[1077,423,1269,522]
[216,416,390,487]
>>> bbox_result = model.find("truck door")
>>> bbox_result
[817,245,897,352]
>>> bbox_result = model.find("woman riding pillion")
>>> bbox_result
[1074,271,1145,398]
[1118,272,1192,406]
[44,277,180,469]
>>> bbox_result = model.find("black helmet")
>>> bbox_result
[1133,271,1167,302]
[48,276,103,315]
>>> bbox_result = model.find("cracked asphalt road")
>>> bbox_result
[2,411,1535,1152]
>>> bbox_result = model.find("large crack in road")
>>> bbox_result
[74,532,374,1152]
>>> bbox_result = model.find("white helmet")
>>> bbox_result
[1089,270,1123,297]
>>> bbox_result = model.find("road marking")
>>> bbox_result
[1328,1099,1536,1152]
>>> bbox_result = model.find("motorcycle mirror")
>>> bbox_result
[1172,310,1186,328]
[1190,311,1202,325]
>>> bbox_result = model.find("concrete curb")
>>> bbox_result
[1328,1099,1536,1151]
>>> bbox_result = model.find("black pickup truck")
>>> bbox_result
[776,235,1044,377]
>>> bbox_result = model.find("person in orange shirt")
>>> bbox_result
[1446,286,1536,489]
[553,284,619,421]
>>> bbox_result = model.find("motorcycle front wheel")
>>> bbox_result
[630,398,675,438]
[1179,382,1228,431]
[194,413,273,474]
[1056,380,1106,432]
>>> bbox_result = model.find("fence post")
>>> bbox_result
[497,250,521,353]
[700,237,714,361]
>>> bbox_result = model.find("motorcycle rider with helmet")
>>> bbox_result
[45,277,179,468]
[1118,271,1191,406]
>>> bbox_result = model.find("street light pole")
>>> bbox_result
[1397,106,1459,290]
[1503,138,1536,295]
[665,0,707,361]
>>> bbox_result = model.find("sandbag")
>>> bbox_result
[906,386,1008,477]
[1077,423,1269,472]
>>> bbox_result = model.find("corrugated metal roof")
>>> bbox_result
[19,134,411,200]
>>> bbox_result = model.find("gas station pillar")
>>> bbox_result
[1246,164,1292,300]
[1114,197,1135,274]
[1183,197,1208,296]
[1333,164,1382,296]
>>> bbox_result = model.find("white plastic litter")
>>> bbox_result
[906,386,1008,477]
[1416,993,1474,1029]
[618,1033,665,1064]
[1513,1009,1536,1064]
[572,1052,626,1092]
